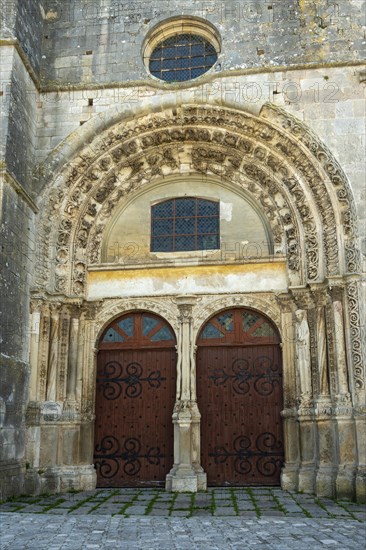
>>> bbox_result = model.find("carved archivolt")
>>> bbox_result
[33,101,363,394]
[34,103,359,300]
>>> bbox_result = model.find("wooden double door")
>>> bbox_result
[94,312,176,487]
[197,308,284,486]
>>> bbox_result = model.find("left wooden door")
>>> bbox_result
[94,312,176,488]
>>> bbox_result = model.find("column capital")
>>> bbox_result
[275,292,295,312]
[290,287,314,309]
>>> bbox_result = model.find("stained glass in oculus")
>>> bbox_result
[151,197,220,252]
[149,33,218,82]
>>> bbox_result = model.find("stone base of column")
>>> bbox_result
[24,465,96,495]
[316,466,336,498]
[280,464,299,491]
[165,465,198,492]
[336,467,356,501]
[298,465,316,494]
[355,467,366,503]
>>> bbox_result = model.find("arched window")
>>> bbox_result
[151,197,220,252]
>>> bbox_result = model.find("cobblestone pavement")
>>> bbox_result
[1,488,365,549]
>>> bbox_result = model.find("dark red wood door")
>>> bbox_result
[197,309,284,486]
[94,312,176,487]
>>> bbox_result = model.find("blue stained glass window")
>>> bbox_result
[243,312,259,331]
[151,197,220,252]
[102,328,125,343]
[151,326,175,341]
[217,313,234,332]
[149,33,218,83]
[143,316,159,336]
[253,323,275,337]
[117,317,134,337]
[201,323,224,339]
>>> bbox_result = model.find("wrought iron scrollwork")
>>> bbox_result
[97,361,166,399]
[209,356,281,395]
[94,435,164,478]
[209,432,283,476]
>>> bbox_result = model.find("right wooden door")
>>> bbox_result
[196,308,284,486]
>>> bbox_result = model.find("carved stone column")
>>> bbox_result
[166,295,206,492]
[327,285,356,500]
[291,288,317,493]
[311,287,336,497]
[344,279,366,502]
[29,304,41,401]
[276,293,300,491]
[66,317,80,402]
[46,304,60,402]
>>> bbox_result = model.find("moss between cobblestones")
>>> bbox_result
[67,492,101,513]
[116,490,141,516]
[271,490,288,515]
[88,490,119,513]
[39,498,66,513]
[247,488,261,518]
[230,488,239,515]
[167,492,178,516]
[144,493,159,515]
[333,500,358,521]
[291,493,313,518]
[314,497,336,518]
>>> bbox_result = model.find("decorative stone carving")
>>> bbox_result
[346,281,365,391]
[35,103,360,299]
[295,310,312,398]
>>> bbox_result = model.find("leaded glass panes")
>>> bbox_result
[253,323,276,337]
[117,317,134,337]
[149,33,218,82]
[151,326,175,341]
[151,197,220,252]
[217,313,234,332]
[243,312,259,332]
[102,328,125,343]
[142,315,159,336]
[201,323,224,339]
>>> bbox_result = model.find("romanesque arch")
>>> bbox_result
[28,101,365,501]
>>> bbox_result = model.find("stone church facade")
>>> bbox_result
[1,1,365,502]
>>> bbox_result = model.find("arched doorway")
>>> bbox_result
[94,312,177,487]
[197,308,284,486]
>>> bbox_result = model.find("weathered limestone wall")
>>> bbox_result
[41,0,365,85]
[0,0,42,499]
[33,65,366,252]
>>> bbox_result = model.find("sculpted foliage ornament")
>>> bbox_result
[33,102,363,393]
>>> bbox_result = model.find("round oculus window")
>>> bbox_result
[149,33,218,83]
